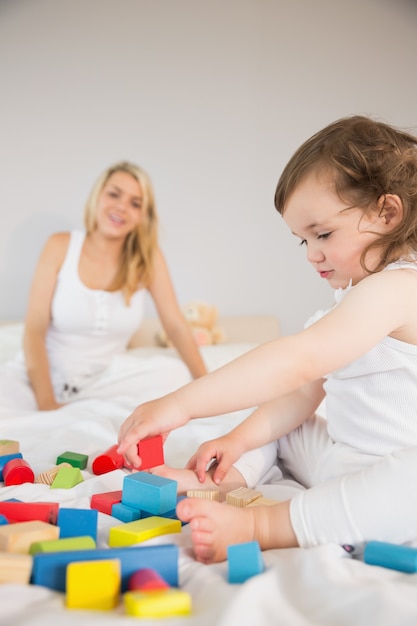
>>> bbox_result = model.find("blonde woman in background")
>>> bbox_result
[0,161,206,411]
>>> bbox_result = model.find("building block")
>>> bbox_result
[35,463,71,485]
[109,516,181,547]
[112,502,142,523]
[187,489,220,501]
[122,472,177,515]
[0,453,23,480]
[128,567,170,591]
[124,589,192,618]
[56,451,88,469]
[90,490,122,515]
[364,541,417,573]
[246,496,281,507]
[0,440,20,456]
[32,543,179,592]
[226,487,262,507]
[50,465,83,489]
[0,514,8,525]
[0,520,59,553]
[92,444,125,475]
[29,535,96,554]
[0,552,33,583]
[0,501,59,524]
[227,541,265,583]
[66,559,121,610]
[57,507,98,541]
[3,458,35,486]
[137,435,164,470]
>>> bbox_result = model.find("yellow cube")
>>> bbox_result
[124,589,192,617]
[66,559,121,610]
[109,516,181,547]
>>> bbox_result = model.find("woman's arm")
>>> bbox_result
[148,248,207,378]
[23,233,68,410]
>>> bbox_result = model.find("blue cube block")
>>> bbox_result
[228,540,265,583]
[0,453,23,481]
[57,507,98,541]
[0,514,8,525]
[122,472,177,515]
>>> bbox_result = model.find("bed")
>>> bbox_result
[1,316,417,626]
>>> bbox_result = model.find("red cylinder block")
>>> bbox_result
[3,458,35,486]
[92,444,124,475]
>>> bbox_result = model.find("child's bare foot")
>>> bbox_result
[176,497,257,563]
[150,464,246,498]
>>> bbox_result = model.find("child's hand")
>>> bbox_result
[117,394,188,468]
[186,434,244,485]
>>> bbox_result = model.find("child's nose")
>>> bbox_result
[306,242,325,264]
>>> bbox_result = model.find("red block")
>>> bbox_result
[128,567,170,591]
[0,501,59,524]
[92,444,124,475]
[137,435,164,470]
[90,490,122,515]
[3,458,34,486]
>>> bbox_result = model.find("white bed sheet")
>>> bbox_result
[1,324,417,626]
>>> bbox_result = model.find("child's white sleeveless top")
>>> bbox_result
[45,230,146,386]
[320,258,417,455]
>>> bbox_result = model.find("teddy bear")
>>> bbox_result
[157,300,225,347]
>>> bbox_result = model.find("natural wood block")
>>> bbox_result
[0,520,59,553]
[186,489,220,501]
[0,440,20,456]
[0,552,33,583]
[226,487,262,507]
[246,496,281,507]
[35,463,71,485]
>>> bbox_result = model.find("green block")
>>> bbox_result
[51,466,84,489]
[29,535,96,554]
[56,451,88,469]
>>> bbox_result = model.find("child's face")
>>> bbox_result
[95,171,143,239]
[283,172,383,289]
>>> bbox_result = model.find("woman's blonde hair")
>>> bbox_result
[84,161,158,303]
[275,115,417,272]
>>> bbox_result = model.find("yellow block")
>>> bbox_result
[109,516,181,547]
[66,559,121,610]
[0,521,59,553]
[124,589,192,617]
[0,552,33,583]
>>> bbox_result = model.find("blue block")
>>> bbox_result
[0,453,23,481]
[0,514,8,525]
[122,472,177,515]
[57,507,98,541]
[227,541,265,583]
[364,541,417,573]
[112,502,142,522]
[32,543,179,592]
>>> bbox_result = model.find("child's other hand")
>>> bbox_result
[186,434,244,485]
[117,394,187,468]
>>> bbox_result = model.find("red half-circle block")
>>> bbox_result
[3,458,35,486]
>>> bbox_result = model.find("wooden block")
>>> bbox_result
[56,451,88,469]
[246,496,281,507]
[29,535,96,554]
[137,435,164,470]
[0,515,8,526]
[50,465,83,489]
[35,463,71,485]
[227,540,264,583]
[186,489,220,501]
[122,471,177,515]
[128,567,170,591]
[0,440,20,456]
[124,589,192,617]
[0,552,33,583]
[57,507,98,541]
[90,490,122,516]
[32,543,179,592]
[0,453,22,480]
[0,501,59,524]
[92,444,124,475]
[66,559,121,610]
[226,487,262,507]
[3,458,35,486]
[112,502,142,522]
[0,520,59,553]
[109,517,181,547]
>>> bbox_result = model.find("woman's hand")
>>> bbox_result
[186,433,245,485]
[117,393,189,468]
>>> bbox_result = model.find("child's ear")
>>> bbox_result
[377,194,403,229]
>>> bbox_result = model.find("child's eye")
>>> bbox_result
[108,191,119,198]
[299,238,307,247]
[318,232,331,240]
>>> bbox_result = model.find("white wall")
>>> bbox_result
[1,0,416,335]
